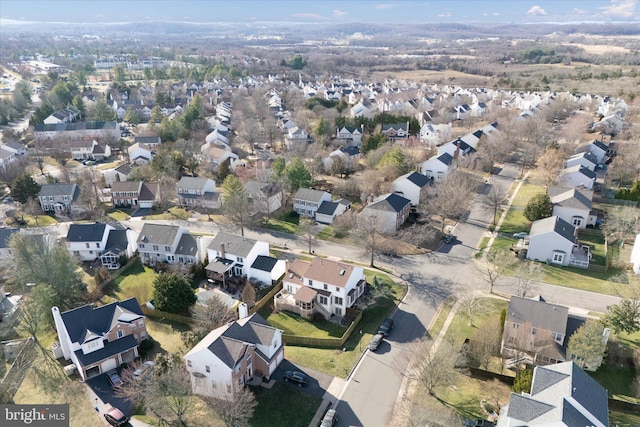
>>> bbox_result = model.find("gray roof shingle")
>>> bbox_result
[137,223,181,246]
[208,232,257,258]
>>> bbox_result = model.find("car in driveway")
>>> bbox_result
[133,360,154,381]
[283,370,308,387]
[442,233,455,244]
[321,408,339,426]
[378,318,394,337]
[512,232,528,239]
[368,333,384,352]
[106,370,123,388]
[104,405,128,426]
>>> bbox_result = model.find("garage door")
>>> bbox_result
[101,358,117,373]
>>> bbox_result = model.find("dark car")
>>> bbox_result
[283,370,308,387]
[320,408,339,426]
[443,234,455,244]
[368,333,384,352]
[106,370,123,388]
[104,405,128,427]
[378,318,394,337]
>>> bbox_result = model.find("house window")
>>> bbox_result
[513,323,520,329]
[237,257,244,264]
[96,243,100,249]
[335,307,342,316]
[226,383,232,394]
[336,287,340,292]
[552,252,564,263]
[86,243,90,249]
[117,330,124,338]
[211,380,216,388]
[139,244,145,249]
[334,297,343,305]
[319,295,328,305]
[187,360,192,368]
[309,280,313,287]
[323,284,328,290]
[205,365,210,373]
[165,246,171,252]
[572,218,582,226]
[152,245,159,251]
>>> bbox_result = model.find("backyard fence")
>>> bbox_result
[282,310,363,348]
[249,281,283,315]
[140,306,191,325]
[468,366,515,386]
[593,196,638,207]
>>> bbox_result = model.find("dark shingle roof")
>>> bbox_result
[103,229,128,254]
[74,334,138,367]
[251,255,278,272]
[529,216,576,243]
[591,139,608,152]
[38,183,79,198]
[437,152,454,166]
[549,187,592,210]
[316,201,339,216]
[506,393,554,422]
[404,171,430,188]
[66,222,108,242]
[339,146,360,156]
[293,188,329,203]
[366,193,411,213]
[507,296,569,339]
[175,233,198,256]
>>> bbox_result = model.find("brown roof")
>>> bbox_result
[304,258,358,288]
[111,181,142,192]
[295,286,317,304]
[285,259,310,285]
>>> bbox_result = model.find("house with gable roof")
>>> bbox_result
[43,106,81,125]
[358,193,411,234]
[315,199,351,225]
[582,139,609,164]
[323,146,361,173]
[392,171,430,206]
[177,176,220,209]
[558,165,596,190]
[66,222,115,262]
[111,181,160,209]
[38,183,84,215]
[418,152,455,182]
[275,258,366,320]
[245,181,284,216]
[336,125,364,145]
[137,223,200,266]
[103,163,131,187]
[548,186,597,229]
[565,151,598,172]
[206,232,270,290]
[184,312,284,400]
[381,122,410,142]
[98,227,139,270]
[496,361,609,427]
[526,216,591,268]
[69,139,111,161]
[292,188,332,218]
[249,256,287,287]
[128,142,155,165]
[51,298,148,380]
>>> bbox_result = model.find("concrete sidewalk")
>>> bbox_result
[307,376,346,427]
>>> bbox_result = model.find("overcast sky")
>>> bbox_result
[1,0,638,24]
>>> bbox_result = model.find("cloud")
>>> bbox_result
[571,8,588,15]
[526,5,547,16]
[292,13,324,20]
[375,4,396,10]
[333,9,347,18]
[437,12,452,17]
[601,0,637,17]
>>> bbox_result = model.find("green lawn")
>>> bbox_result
[511,183,545,207]
[146,207,190,220]
[540,265,623,296]
[263,218,298,234]
[577,231,607,266]
[444,298,508,348]
[498,208,531,235]
[8,214,57,227]
[110,261,157,303]
[249,383,322,427]
[259,310,347,338]
[107,209,130,221]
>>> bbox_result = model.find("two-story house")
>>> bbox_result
[275,258,366,320]
[51,298,148,380]
[111,181,160,209]
[128,142,155,165]
[548,186,597,230]
[418,153,455,182]
[69,139,112,161]
[177,176,220,210]
[358,193,411,234]
[336,125,364,146]
[558,165,596,190]
[205,232,269,290]
[137,223,200,265]
[381,122,410,142]
[66,222,114,262]
[292,188,331,218]
[184,312,284,400]
[392,171,431,206]
[245,181,284,216]
[323,146,361,173]
[526,216,591,268]
[566,151,598,172]
[103,163,131,187]
[38,183,83,215]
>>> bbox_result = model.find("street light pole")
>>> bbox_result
[359,329,362,351]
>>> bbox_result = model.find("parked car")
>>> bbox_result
[104,405,128,427]
[442,234,455,244]
[283,370,308,387]
[321,408,339,426]
[106,370,123,388]
[133,361,154,381]
[82,159,95,166]
[513,232,528,239]
[368,333,384,352]
[378,318,394,337]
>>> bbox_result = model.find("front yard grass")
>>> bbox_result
[106,209,130,221]
[145,207,190,220]
[540,264,624,296]
[511,183,545,207]
[249,383,322,427]
[7,214,57,227]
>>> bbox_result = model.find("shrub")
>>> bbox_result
[512,368,533,394]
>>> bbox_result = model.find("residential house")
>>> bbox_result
[248,256,286,287]
[285,127,311,149]
[111,181,160,209]
[184,313,284,400]
[128,142,155,165]
[69,139,112,161]
[98,228,138,270]
[200,145,239,171]
[437,138,476,159]
[526,216,591,268]
[293,188,332,218]
[336,126,364,146]
[0,147,17,170]
[631,234,640,275]
[470,101,487,117]
[43,107,81,125]
[459,129,484,150]
[205,232,269,290]
[418,152,455,182]
[548,186,597,230]
[103,163,131,187]
[66,222,114,262]
[245,181,283,216]
[38,183,83,215]
[419,123,451,146]
[177,176,220,210]
[2,140,27,156]
[558,165,596,190]
[51,298,148,381]
[34,121,120,142]
[565,151,598,172]
[582,139,609,164]
[315,199,351,225]
[392,171,430,206]
[323,146,361,173]
[137,223,200,265]
[134,135,162,148]
[381,122,409,142]
[275,258,367,319]
[358,193,411,234]
[496,361,609,427]
[350,100,373,118]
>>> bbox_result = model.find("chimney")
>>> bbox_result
[220,243,225,259]
[238,302,249,320]
[51,307,72,361]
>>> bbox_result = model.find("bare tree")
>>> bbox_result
[481,184,509,226]
[468,316,503,370]
[476,133,511,175]
[534,147,565,188]
[241,282,256,308]
[190,295,236,340]
[513,261,543,298]
[356,213,383,267]
[299,217,317,254]
[458,292,481,327]
[421,170,480,232]
[474,250,515,294]
[204,388,258,427]
[416,339,458,396]
[602,205,640,246]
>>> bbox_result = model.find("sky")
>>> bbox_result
[0,0,638,24]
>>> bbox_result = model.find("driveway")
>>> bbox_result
[273,359,334,398]
[86,372,135,418]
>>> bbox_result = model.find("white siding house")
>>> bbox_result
[526,216,590,268]
[418,153,455,182]
[392,171,430,206]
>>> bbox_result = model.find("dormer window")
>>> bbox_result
[117,330,124,338]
